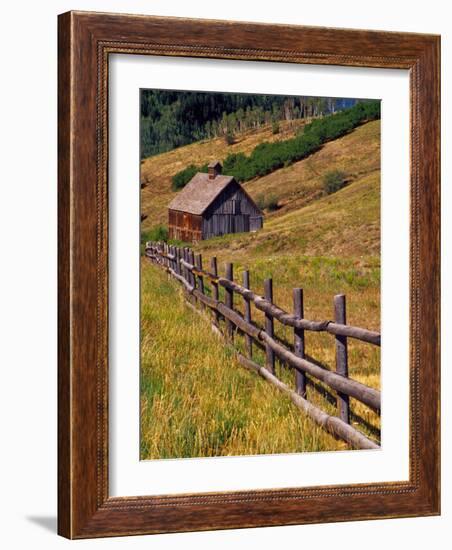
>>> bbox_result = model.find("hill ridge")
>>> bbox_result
[141,119,380,261]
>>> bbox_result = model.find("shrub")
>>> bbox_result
[172,163,208,190]
[272,121,280,134]
[172,164,198,190]
[141,225,169,245]
[323,170,348,194]
[266,195,279,211]
[256,193,279,211]
[255,194,266,211]
[224,132,235,145]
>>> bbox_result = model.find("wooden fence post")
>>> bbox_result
[179,246,183,276]
[264,278,275,375]
[183,247,188,283]
[225,263,234,341]
[183,247,189,283]
[334,294,350,424]
[293,288,307,397]
[188,250,196,289]
[195,253,205,306]
[243,270,253,358]
[195,254,204,292]
[175,246,181,276]
[211,257,220,326]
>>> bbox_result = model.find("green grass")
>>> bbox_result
[140,253,380,460]
[140,118,381,458]
[140,260,357,459]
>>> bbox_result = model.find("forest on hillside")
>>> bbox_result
[140,90,359,158]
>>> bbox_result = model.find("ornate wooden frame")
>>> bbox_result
[58,11,440,539]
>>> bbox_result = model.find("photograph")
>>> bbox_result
[0,0,443,543]
[140,90,382,459]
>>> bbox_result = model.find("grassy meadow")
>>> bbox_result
[140,117,381,459]
[141,259,349,458]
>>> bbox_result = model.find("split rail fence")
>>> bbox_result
[145,241,381,450]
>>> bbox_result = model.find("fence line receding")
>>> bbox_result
[145,241,381,451]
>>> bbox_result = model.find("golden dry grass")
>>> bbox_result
[141,119,309,231]
[140,119,381,458]
[194,169,380,260]
[245,119,380,218]
[141,259,348,459]
[141,119,379,232]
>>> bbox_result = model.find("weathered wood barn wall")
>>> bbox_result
[168,161,263,242]
[201,183,262,239]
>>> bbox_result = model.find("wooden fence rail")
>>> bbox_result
[145,241,381,450]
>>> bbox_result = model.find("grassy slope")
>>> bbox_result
[245,119,379,218]
[141,118,308,231]
[141,119,379,234]
[195,169,379,260]
[140,119,381,458]
[141,260,346,458]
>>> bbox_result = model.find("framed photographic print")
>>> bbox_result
[58,11,440,538]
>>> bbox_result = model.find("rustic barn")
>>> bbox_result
[168,161,263,242]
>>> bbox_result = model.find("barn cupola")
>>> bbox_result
[208,160,222,180]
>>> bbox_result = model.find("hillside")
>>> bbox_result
[140,117,381,457]
[141,120,380,260]
[141,118,309,230]
[140,90,358,158]
[195,170,379,261]
[141,259,347,458]
[245,119,379,220]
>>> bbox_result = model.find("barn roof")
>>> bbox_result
[168,173,236,215]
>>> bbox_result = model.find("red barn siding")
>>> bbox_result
[168,210,202,242]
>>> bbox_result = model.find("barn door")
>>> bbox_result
[250,216,263,231]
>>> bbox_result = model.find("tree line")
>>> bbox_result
[141,90,358,158]
[172,100,380,190]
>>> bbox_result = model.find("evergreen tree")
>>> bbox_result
[140,90,362,158]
